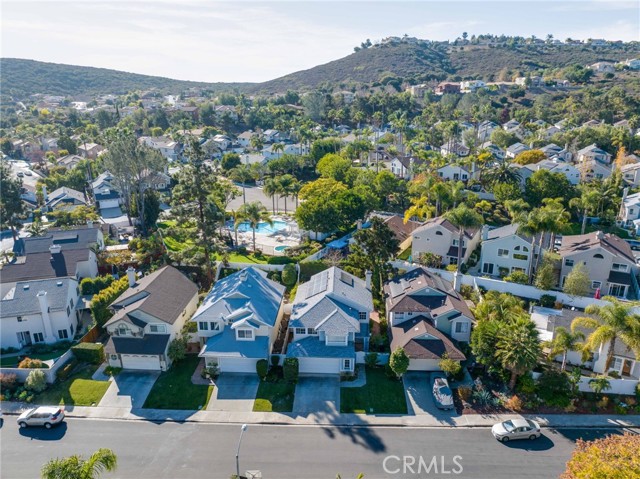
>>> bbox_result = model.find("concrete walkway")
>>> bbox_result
[340,365,366,388]
[98,371,160,409]
[2,400,639,429]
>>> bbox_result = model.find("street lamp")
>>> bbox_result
[235,424,248,478]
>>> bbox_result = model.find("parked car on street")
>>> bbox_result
[17,407,65,429]
[491,418,541,442]
[432,374,454,410]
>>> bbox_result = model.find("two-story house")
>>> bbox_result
[437,164,470,182]
[558,231,639,299]
[506,142,530,159]
[44,187,88,212]
[411,217,481,267]
[286,267,373,375]
[525,160,581,185]
[104,266,198,371]
[0,277,80,350]
[139,136,179,162]
[193,267,285,374]
[576,144,612,165]
[479,224,547,277]
[384,268,472,371]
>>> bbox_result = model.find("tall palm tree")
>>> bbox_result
[41,448,117,479]
[271,142,285,158]
[277,174,295,215]
[290,178,302,209]
[496,316,541,390]
[236,201,273,252]
[569,185,600,235]
[514,208,545,282]
[443,203,483,272]
[249,134,264,152]
[229,164,254,204]
[263,177,278,213]
[572,298,640,372]
[26,219,46,237]
[544,326,585,371]
[230,209,243,247]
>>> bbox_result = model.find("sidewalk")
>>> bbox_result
[2,401,639,429]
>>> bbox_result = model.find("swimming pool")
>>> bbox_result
[274,245,289,252]
[231,220,288,234]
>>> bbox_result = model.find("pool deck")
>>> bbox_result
[230,216,301,255]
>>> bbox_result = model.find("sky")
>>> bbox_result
[2,1,639,84]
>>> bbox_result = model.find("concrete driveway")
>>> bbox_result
[293,376,340,414]
[98,371,160,409]
[403,372,458,423]
[206,374,259,411]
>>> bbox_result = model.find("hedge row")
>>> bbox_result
[71,343,105,365]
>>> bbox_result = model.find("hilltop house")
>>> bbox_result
[286,267,373,375]
[105,266,198,371]
[384,268,472,371]
[525,159,581,185]
[193,267,285,374]
[440,142,470,158]
[77,142,104,159]
[506,142,530,159]
[411,217,481,267]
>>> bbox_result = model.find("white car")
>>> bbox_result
[491,418,541,442]
[17,407,65,429]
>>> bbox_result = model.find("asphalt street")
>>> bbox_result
[0,418,629,479]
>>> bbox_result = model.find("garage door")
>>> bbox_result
[298,358,340,374]
[121,354,161,370]
[219,357,258,373]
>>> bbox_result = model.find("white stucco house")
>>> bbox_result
[437,164,470,182]
[479,224,546,277]
[411,217,481,267]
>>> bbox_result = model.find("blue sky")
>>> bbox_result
[2,1,639,83]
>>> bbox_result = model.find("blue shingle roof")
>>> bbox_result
[287,336,355,359]
[201,329,269,359]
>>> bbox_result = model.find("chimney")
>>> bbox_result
[595,231,604,240]
[481,225,490,241]
[453,271,462,292]
[36,291,54,340]
[365,270,372,290]
[49,244,62,255]
[126,266,136,287]
[87,220,93,229]
[42,185,47,202]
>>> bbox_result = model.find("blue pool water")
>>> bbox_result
[232,220,288,234]
[274,245,289,252]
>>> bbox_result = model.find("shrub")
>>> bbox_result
[439,355,463,379]
[472,389,493,406]
[457,385,472,402]
[0,347,19,354]
[389,347,409,378]
[55,359,78,380]
[25,370,47,393]
[516,373,537,395]
[365,352,379,368]
[167,335,188,364]
[538,370,573,407]
[504,395,524,412]
[256,359,269,380]
[384,363,397,380]
[267,256,295,265]
[504,270,529,284]
[283,358,299,383]
[445,264,458,272]
[270,355,280,367]
[0,373,18,392]
[81,275,115,295]
[539,294,557,308]
[281,263,297,287]
[104,366,122,377]
[90,277,129,327]
[18,357,45,369]
[71,343,105,365]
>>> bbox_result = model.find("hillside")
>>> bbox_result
[0,58,251,98]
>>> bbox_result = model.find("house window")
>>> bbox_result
[564,259,574,267]
[327,335,345,344]
[198,321,209,331]
[150,324,166,333]
[17,316,23,322]
[359,312,367,320]
[593,254,604,259]
[342,359,352,371]
[307,328,317,335]
[395,313,405,320]
[33,332,44,343]
[210,322,220,331]
[449,257,458,265]
[513,253,528,261]
[455,322,469,334]
[118,325,129,336]
[70,298,74,309]
[482,263,494,274]
[609,357,623,372]
[237,329,253,340]
[612,263,629,272]
[435,231,443,236]
[58,329,69,339]
[592,281,602,289]
[295,328,306,335]
[609,284,626,298]
[66,306,71,316]
[498,249,509,257]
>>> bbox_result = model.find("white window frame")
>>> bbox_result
[149,324,166,333]
[210,322,220,331]
[307,328,317,335]
[58,329,69,339]
[342,358,353,371]
[564,259,574,267]
[612,263,629,272]
[609,357,623,372]
[591,281,602,289]
[295,327,306,335]
[236,328,254,340]
[358,312,368,320]
[198,321,209,331]
[498,249,509,257]
[455,322,469,334]
[33,332,44,343]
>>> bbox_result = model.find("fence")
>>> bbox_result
[577,376,639,396]
[356,351,390,365]
[0,349,75,384]
[79,325,101,344]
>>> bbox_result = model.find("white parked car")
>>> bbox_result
[17,407,65,429]
[432,375,454,410]
[491,418,541,442]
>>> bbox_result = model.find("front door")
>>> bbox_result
[17,331,32,347]
[622,359,633,376]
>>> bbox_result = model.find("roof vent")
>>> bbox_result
[23,284,30,290]
[57,281,63,287]
[49,244,62,255]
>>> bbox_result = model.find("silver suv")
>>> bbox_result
[17,407,65,429]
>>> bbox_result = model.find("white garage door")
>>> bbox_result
[219,357,259,373]
[298,358,340,374]
[121,354,161,370]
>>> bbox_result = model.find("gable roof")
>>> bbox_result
[558,231,635,263]
[14,225,101,256]
[390,316,466,360]
[371,213,422,244]
[412,216,478,240]
[106,266,198,327]
[0,249,90,283]
[1,277,76,317]
[192,267,284,329]
[46,187,87,206]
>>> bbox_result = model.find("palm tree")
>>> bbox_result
[271,142,285,158]
[26,219,46,237]
[249,134,264,152]
[482,162,521,188]
[496,316,541,390]
[443,203,483,272]
[544,326,585,371]
[236,201,273,252]
[229,164,254,204]
[41,448,117,479]
[230,209,243,247]
[588,375,612,398]
[290,178,302,209]
[572,298,640,372]
[514,208,545,282]
[277,174,295,215]
[263,177,278,213]
[569,185,600,235]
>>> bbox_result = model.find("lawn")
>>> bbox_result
[225,252,268,264]
[340,367,408,414]
[34,364,110,406]
[564,222,631,239]
[0,348,71,367]
[143,356,213,410]
[253,369,295,412]
[397,248,411,261]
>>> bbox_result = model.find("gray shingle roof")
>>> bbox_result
[0,249,90,283]
[390,316,466,361]
[105,334,170,355]
[14,225,101,256]
[0,277,76,317]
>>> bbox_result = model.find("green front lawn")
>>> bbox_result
[223,252,268,264]
[253,369,295,412]
[34,364,110,406]
[143,356,213,410]
[397,248,411,261]
[1,348,72,368]
[340,367,408,414]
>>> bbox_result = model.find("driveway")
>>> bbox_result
[98,371,160,409]
[403,371,458,423]
[206,374,259,412]
[293,376,340,414]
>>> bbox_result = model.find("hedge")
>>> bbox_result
[267,256,295,265]
[71,343,105,364]
[283,357,299,383]
[80,275,115,295]
[90,276,129,327]
[256,359,269,380]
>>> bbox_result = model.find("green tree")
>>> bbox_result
[263,177,279,213]
[229,164,254,204]
[472,291,526,323]
[389,347,410,378]
[443,204,483,272]
[221,152,241,172]
[572,298,640,372]
[282,263,297,287]
[563,263,590,297]
[588,375,612,397]
[513,149,547,165]
[41,448,117,479]
[524,169,575,208]
[0,162,26,240]
[534,258,557,290]
[167,330,188,364]
[236,201,272,252]
[142,189,161,232]
[569,185,600,235]
[25,369,47,393]
[496,317,541,389]
[316,154,353,183]
[561,433,640,479]
[544,327,585,371]
[25,219,46,237]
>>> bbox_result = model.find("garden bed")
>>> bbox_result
[253,367,295,412]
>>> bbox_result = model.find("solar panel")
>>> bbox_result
[306,271,328,298]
